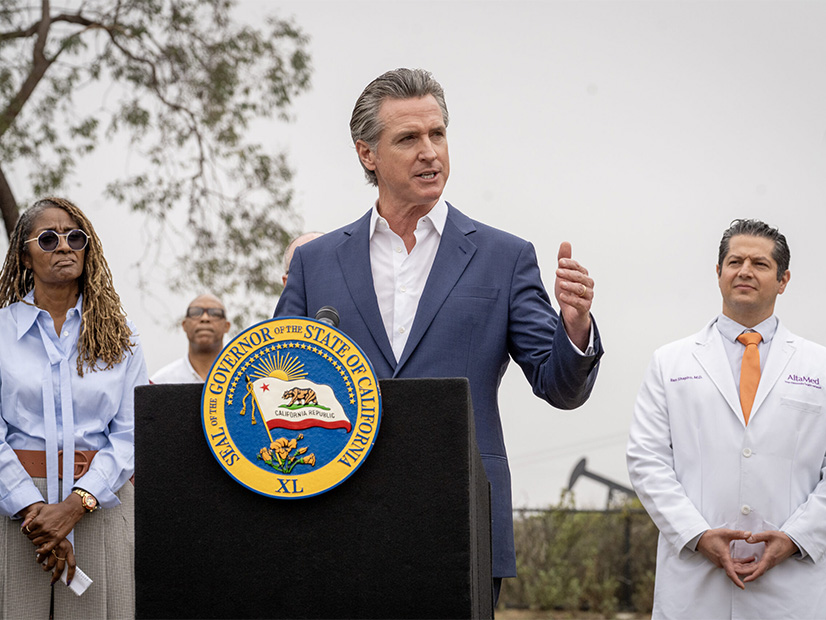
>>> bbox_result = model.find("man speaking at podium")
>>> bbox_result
[274,68,604,598]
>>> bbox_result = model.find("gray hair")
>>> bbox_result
[350,68,449,186]
[718,219,790,281]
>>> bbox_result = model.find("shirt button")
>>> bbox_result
[62,331,68,338]
[742,448,752,458]
[741,505,751,515]
[395,246,402,253]
[398,327,405,334]
[400,285,407,293]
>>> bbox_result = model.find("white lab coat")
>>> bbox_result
[628,318,826,619]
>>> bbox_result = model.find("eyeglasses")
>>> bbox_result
[186,306,226,319]
[25,229,89,252]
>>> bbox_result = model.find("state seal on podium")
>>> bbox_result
[201,317,381,498]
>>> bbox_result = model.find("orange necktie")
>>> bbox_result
[737,331,763,425]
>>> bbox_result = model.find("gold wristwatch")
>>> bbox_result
[72,488,99,512]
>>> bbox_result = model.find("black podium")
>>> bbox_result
[135,378,492,619]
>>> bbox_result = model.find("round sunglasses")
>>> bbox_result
[25,229,89,253]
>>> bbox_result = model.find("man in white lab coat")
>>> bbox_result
[627,219,826,619]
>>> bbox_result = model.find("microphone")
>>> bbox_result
[314,306,340,328]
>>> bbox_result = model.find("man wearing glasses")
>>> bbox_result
[151,294,231,384]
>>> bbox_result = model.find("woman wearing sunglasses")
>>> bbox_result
[0,197,147,617]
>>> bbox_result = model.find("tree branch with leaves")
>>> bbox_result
[0,0,311,325]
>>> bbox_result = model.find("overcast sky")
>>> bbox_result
[48,0,826,508]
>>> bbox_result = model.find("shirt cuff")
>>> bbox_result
[3,484,46,519]
[565,322,595,356]
[75,470,121,509]
[686,531,705,553]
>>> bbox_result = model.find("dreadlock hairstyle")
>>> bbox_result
[0,197,134,375]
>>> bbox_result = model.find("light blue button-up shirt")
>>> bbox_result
[0,292,147,517]
[715,313,778,389]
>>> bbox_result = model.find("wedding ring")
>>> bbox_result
[52,550,66,561]
[578,284,587,297]
[24,525,31,533]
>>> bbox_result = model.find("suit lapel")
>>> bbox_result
[751,322,796,422]
[693,322,743,424]
[336,211,397,370]
[394,204,477,375]
[394,203,476,376]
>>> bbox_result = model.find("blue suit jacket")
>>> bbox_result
[274,204,603,576]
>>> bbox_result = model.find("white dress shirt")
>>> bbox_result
[150,355,203,384]
[370,200,448,361]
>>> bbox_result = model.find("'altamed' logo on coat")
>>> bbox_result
[785,373,822,389]
[201,317,381,498]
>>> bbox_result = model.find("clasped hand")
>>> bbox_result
[697,528,798,589]
[20,496,85,584]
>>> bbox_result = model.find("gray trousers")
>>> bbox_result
[1,478,134,619]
